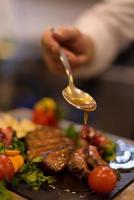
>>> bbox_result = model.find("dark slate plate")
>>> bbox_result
[8,109,134,200]
[9,170,134,200]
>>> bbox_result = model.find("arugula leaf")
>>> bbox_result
[0,143,5,154]
[10,137,26,154]
[0,181,12,200]
[32,156,44,163]
[11,162,56,190]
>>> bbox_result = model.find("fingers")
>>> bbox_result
[42,29,63,74]
[43,52,65,75]
[43,47,89,75]
[53,27,80,42]
[63,48,89,68]
[42,29,60,55]
[42,27,80,54]
[42,27,91,75]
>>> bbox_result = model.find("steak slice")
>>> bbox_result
[68,145,107,179]
[68,148,90,178]
[86,145,107,168]
[26,127,74,172]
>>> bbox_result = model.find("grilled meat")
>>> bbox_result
[68,145,107,178]
[68,148,90,178]
[26,127,107,176]
[86,145,107,168]
[26,127,74,172]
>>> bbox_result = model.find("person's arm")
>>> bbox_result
[75,0,134,78]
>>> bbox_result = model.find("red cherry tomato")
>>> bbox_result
[32,109,57,126]
[88,166,117,194]
[45,110,57,126]
[32,109,45,123]
[92,134,108,146]
[0,155,14,181]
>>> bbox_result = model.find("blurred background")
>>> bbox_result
[0,0,134,140]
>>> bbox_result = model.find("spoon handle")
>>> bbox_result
[59,49,74,87]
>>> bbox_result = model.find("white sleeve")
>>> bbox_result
[75,0,134,78]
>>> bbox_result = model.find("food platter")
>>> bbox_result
[7,108,134,200]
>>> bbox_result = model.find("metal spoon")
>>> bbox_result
[59,49,97,111]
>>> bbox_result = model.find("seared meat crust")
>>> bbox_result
[26,127,74,172]
[26,127,107,176]
[68,148,90,178]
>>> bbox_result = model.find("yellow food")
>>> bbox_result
[9,155,24,173]
[5,150,20,156]
[34,97,57,110]
[15,155,24,170]
[9,156,19,173]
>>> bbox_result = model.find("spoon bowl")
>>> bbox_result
[62,86,97,111]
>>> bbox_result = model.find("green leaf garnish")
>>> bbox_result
[65,124,77,140]
[11,162,56,190]
[0,143,5,154]
[32,156,44,163]
[10,137,26,154]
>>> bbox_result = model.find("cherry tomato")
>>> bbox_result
[0,155,14,181]
[88,166,117,193]
[32,109,45,123]
[45,110,57,126]
[32,109,57,126]
[92,134,108,146]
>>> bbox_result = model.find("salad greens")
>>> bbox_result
[32,156,44,163]
[10,137,26,154]
[0,143,5,154]
[11,162,56,190]
[65,124,78,140]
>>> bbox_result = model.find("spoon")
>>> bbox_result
[59,49,97,111]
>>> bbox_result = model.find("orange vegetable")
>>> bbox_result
[15,155,24,170]
[9,156,19,173]
[8,155,24,173]
[5,150,20,156]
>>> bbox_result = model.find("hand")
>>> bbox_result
[42,27,95,74]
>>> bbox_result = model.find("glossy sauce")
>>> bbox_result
[63,85,97,112]
[83,111,89,126]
